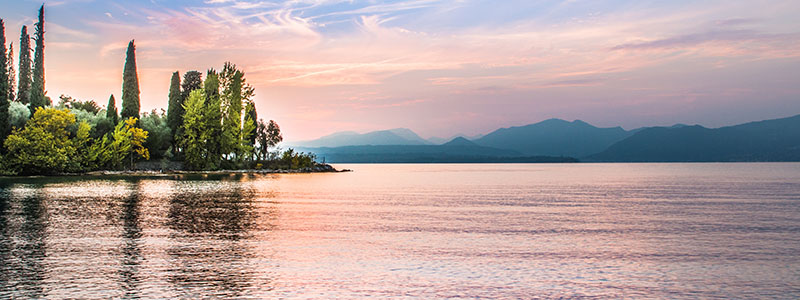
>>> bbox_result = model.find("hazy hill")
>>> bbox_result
[297,137,577,163]
[588,114,800,162]
[474,119,632,157]
[291,128,430,148]
[427,134,486,145]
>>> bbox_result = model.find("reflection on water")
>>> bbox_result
[0,164,799,298]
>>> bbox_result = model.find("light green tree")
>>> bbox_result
[181,89,207,170]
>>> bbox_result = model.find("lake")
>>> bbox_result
[1,163,799,298]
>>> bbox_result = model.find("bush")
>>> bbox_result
[8,101,31,129]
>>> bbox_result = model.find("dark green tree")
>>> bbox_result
[106,94,119,125]
[0,19,9,145]
[140,109,171,159]
[7,42,14,102]
[180,70,202,101]
[244,100,257,158]
[120,40,140,120]
[30,5,47,113]
[166,71,182,150]
[203,69,222,169]
[16,26,31,105]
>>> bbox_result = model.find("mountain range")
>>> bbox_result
[289,114,800,163]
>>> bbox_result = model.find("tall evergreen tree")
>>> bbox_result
[244,100,257,150]
[166,71,182,149]
[0,19,9,144]
[7,42,14,102]
[203,69,222,168]
[219,62,243,160]
[16,26,31,105]
[181,89,207,170]
[120,40,140,120]
[30,5,47,113]
[180,70,202,101]
[106,94,119,125]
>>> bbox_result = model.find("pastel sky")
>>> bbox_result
[2,0,799,141]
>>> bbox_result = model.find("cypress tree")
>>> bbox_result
[0,19,9,144]
[203,69,222,168]
[180,70,202,102]
[7,42,14,102]
[106,94,119,125]
[219,62,243,160]
[244,100,257,147]
[166,71,182,148]
[120,40,140,120]
[30,5,46,113]
[17,26,31,105]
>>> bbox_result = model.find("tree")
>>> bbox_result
[219,62,254,161]
[30,5,47,112]
[203,69,222,169]
[3,108,77,174]
[7,101,30,129]
[16,26,31,105]
[58,94,101,113]
[256,119,282,161]
[266,119,282,156]
[181,89,207,170]
[0,19,9,145]
[121,40,140,120]
[90,117,149,170]
[219,63,242,160]
[166,71,182,150]
[7,42,14,102]
[181,70,202,101]
[106,94,118,125]
[241,100,257,161]
[140,109,171,159]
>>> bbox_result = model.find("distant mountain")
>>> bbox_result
[474,119,632,157]
[291,128,430,148]
[427,134,485,145]
[588,114,800,162]
[297,137,577,163]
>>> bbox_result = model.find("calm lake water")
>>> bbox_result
[1,163,799,299]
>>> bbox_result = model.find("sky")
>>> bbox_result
[1,0,799,142]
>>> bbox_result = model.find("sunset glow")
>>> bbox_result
[3,0,799,141]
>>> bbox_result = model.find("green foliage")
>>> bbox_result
[3,108,76,174]
[30,6,47,113]
[16,26,31,105]
[181,89,207,170]
[203,69,222,169]
[166,71,182,150]
[90,117,149,170]
[219,62,254,160]
[280,148,317,169]
[0,19,8,144]
[140,109,171,159]
[8,101,30,129]
[121,40,140,120]
[181,71,202,100]
[106,94,118,125]
[58,94,101,113]
[69,107,112,138]
[256,119,282,161]
[7,42,14,102]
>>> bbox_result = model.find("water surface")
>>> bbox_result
[1,163,799,298]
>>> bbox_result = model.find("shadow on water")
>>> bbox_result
[119,180,143,300]
[0,181,49,299]
[0,174,280,299]
[164,175,269,298]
